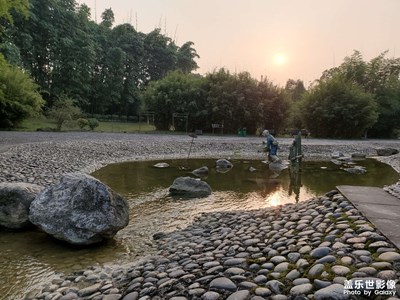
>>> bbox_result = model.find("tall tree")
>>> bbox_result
[143,28,177,82]
[176,41,199,73]
[100,8,114,28]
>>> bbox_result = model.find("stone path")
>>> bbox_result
[337,185,400,249]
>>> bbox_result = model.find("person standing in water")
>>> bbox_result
[262,129,280,162]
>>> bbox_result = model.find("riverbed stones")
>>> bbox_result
[18,185,400,299]
[0,182,43,229]
[29,172,129,245]
[1,133,399,300]
[169,176,212,198]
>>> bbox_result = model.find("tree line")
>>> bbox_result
[142,51,400,138]
[1,1,400,138]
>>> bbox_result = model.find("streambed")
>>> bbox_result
[0,158,398,299]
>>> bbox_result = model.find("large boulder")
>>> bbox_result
[376,148,399,156]
[0,182,43,229]
[29,173,129,245]
[169,176,212,198]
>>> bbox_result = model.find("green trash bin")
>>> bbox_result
[243,127,247,136]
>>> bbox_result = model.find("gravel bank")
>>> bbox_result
[1,132,400,300]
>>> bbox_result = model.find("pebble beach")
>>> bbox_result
[1,131,400,300]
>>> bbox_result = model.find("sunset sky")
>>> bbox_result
[77,0,400,87]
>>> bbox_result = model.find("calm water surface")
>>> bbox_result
[1,158,398,299]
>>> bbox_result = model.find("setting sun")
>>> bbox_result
[273,53,287,65]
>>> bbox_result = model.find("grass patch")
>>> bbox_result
[18,116,57,131]
[17,117,156,133]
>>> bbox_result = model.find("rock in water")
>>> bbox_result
[215,159,233,168]
[29,172,129,245]
[169,176,212,198]
[153,162,169,168]
[0,182,43,229]
[192,166,209,177]
[343,166,367,174]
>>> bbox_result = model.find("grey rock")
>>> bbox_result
[343,166,367,174]
[308,264,325,277]
[290,283,313,296]
[0,182,43,229]
[209,277,237,292]
[314,279,332,290]
[78,283,102,297]
[310,247,332,258]
[314,284,348,300]
[215,159,233,168]
[254,287,272,297]
[266,280,284,293]
[29,173,129,245]
[192,166,209,177]
[376,148,399,156]
[226,290,251,300]
[378,252,400,262]
[153,162,169,168]
[202,291,220,300]
[224,258,247,266]
[122,292,139,300]
[285,269,300,280]
[315,255,336,264]
[331,266,350,276]
[169,176,212,198]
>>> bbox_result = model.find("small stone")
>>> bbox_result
[78,283,102,297]
[308,264,325,277]
[378,252,400,262]
[274,262,289,273]
[209,277,237,292]
[331,265,350,276]
[255,287,272,297]
[310,247,332,258]
[290,283,313,295]
[201,291,220,300]
[314,284,346,300]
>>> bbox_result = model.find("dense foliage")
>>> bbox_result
[142,69,289,134]
[300,74,378,138]
[1,0,199,119]
[0,56,44,128]
[320,51,400,138]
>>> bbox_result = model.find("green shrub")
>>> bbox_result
[47,95,81,131]
[77,118,89,129]
[88,118,99,130]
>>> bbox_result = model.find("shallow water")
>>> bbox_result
[0,158,398,299]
